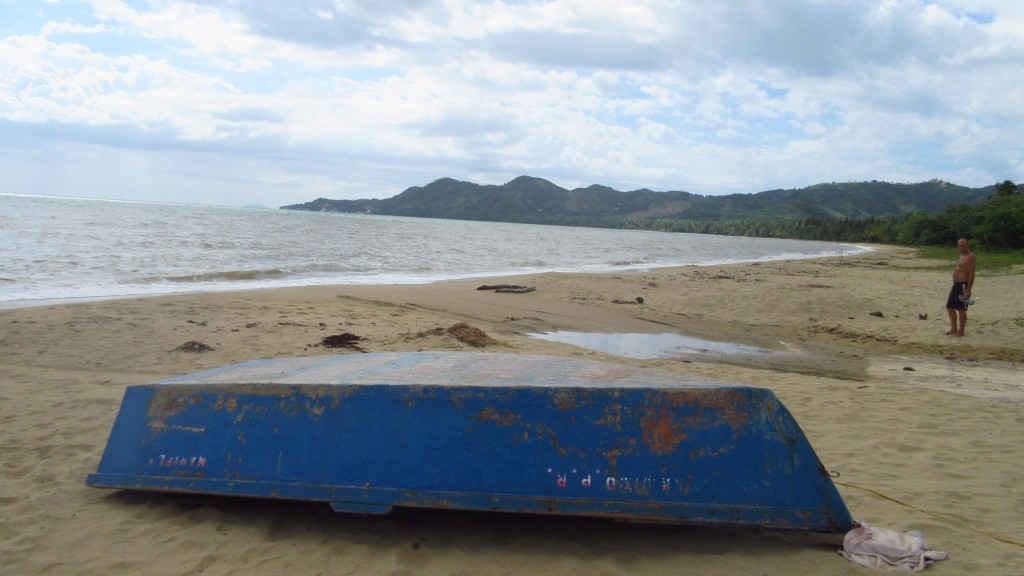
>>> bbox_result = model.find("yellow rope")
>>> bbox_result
[835,480,1024,549]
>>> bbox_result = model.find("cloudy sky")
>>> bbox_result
[1,0,1022,207]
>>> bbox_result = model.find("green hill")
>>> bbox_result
[282,177,993,225]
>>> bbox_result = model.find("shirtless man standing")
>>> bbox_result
[945,238,976,336]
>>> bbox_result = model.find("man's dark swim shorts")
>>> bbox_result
[946,282,969,310]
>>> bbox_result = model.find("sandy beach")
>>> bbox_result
[1,246,1022,575]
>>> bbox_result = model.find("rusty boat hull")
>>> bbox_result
[87,352,854,532]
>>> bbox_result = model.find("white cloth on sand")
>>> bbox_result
[839,522,948,572]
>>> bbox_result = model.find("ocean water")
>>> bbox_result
[0,193,866,308]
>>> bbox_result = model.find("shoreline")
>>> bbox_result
[2,246,1022,574]
[0,244,875,312]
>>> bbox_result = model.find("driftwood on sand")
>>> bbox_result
[611,296,646,305]
[477,284,536,293]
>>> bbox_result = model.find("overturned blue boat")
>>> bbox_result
[87,352,854,532]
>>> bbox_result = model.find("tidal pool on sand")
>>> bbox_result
[529,331,773,360]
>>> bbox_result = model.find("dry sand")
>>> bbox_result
[1,246,1022,575]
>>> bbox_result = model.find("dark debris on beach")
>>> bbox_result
[173,340,215,353]
[319,333,365,351]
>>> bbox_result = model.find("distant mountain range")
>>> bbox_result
[281,176,994,225]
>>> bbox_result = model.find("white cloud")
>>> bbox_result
[0,0,1021,207]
